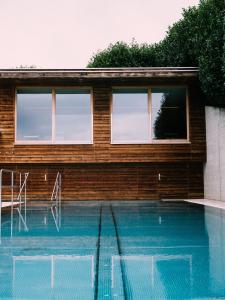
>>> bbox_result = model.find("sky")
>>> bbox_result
[0,0,199,68]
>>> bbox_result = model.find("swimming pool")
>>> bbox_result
[0,201,225,299]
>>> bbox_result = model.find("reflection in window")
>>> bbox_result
[152,88,187,140]
[112,89,149,143]
[55,89,92,143]
[17,89,52,141]
[16,88,92,144]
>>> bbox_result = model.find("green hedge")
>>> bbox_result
[87,0,225,107]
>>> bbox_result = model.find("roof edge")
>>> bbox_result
[0,67,198,72]
[0,67,199,80]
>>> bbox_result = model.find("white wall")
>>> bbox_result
[204,106,225,201]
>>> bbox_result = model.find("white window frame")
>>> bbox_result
[15,87,93,145]
[111,86,190,144]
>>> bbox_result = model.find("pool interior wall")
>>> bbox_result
[0,200,225,300]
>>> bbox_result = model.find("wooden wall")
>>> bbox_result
[0,82,206,164]
[0,79,206,200]
[0,163,204,201]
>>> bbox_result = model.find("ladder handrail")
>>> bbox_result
[16,172,29,232]
[51,172,60,202]
[50,172,62,231]
[16,173,29,202]
[0,168,26,178]
[0,169,29,243]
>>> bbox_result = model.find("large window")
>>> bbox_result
[16,88,92,144]
[17,89,52,141]
[111,87,188,143]
[152,87,187,140]
[112,89,149,143]
[55,89,92,143]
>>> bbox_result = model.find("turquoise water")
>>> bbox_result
[0,201,225,299]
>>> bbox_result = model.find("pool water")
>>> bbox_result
[0,201,225,300]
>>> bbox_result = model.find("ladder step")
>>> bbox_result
[1,201,24,208]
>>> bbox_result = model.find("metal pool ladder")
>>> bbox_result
[50,172,62,232]
[0,169,29,242]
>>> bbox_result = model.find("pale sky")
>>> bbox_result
[0,0,199,68]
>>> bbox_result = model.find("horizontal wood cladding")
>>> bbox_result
[0,82,206,163]
[0,163,204,201]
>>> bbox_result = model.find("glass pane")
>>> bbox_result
[55,90,92,142]
[16,89,52,141]
[112,89,149,142]
[152,87,187,140]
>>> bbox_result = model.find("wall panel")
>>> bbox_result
[0,163,204,201]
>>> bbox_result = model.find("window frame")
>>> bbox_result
[111,86,190,144]
[15,87,93,145]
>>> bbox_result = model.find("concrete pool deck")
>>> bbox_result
[1,202,23,209]
[185,199,225,210]
[2,199,225,210]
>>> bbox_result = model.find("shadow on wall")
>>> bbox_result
[204,107,225,201]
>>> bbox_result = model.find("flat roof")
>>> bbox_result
[0,67,198,80]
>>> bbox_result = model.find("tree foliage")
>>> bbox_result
[87,41,158,67]
[87,0,225,107]
[16,65,37,69]
[153,90,187,139]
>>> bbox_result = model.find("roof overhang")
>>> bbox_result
[0,67,199,85]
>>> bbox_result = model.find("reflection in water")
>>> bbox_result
[1,202,225,299]
[13,255,94,299]
[112,255,193,299]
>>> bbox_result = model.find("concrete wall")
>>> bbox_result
[204,106,225,201]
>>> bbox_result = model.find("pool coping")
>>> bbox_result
[184,199,225,210]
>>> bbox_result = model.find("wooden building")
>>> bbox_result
[0,68,206,201]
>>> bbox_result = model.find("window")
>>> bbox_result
[55,89,92,143]
[152,87,187,140]
[111,89,149,143]
[111,87,188,144]
[17,89,52,141]
[16,88,92,144]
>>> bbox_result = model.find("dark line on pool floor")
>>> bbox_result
[110,204,129,300]
[94,204,102,300]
